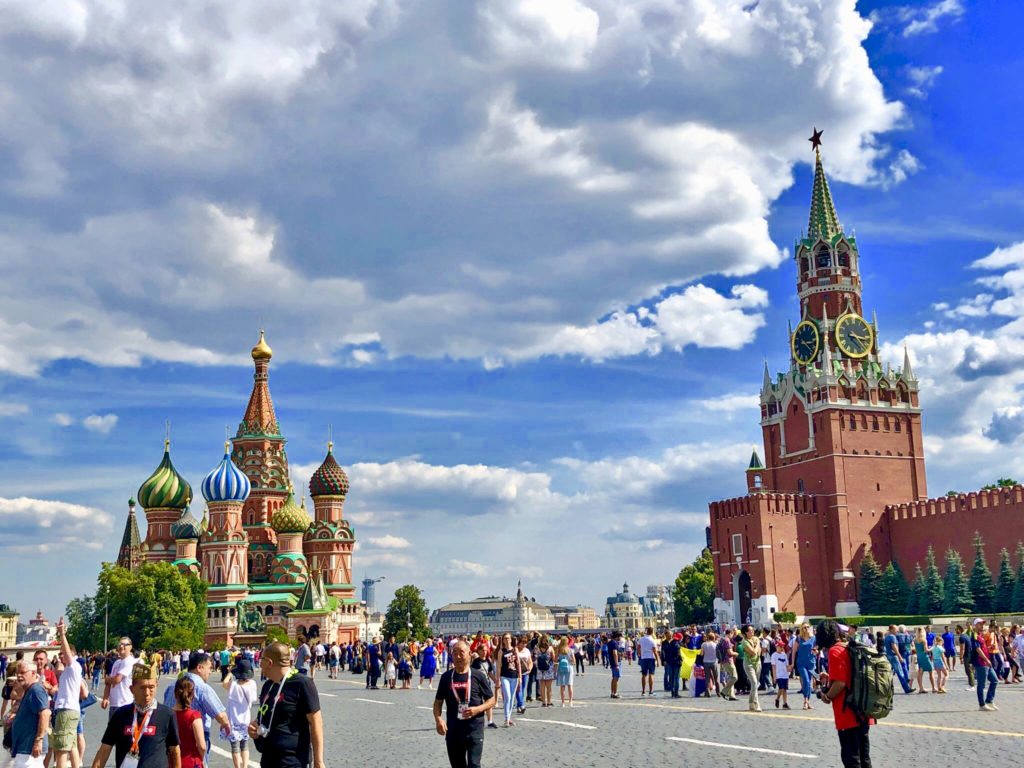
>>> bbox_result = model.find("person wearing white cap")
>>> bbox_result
[965,618,998,711]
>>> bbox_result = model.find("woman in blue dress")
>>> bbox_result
[419,641,437,689]
[366,639,382,689]
[790,623,816,710]
[915,627,937,693]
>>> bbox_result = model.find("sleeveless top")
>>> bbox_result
[174,708,204,768]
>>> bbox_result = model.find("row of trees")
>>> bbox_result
[859,533,1024,616]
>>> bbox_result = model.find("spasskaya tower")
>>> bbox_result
[708,130,927,623]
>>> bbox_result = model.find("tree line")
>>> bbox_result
[859,532,1024,616]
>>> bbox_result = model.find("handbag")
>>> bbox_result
[81,692,98,710]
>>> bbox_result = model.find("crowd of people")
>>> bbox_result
[0,618,1020,768]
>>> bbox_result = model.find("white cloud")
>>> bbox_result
[51,413,74,427]
[900,0,964,37]
[0,403,29,417]
[653,284,768,351]
[696,393,760,412]
[906,65,944,99]
[0,0,907,371]
[83,414,118,434]
[0,496,112,553]
[445,559,489,577]
[366,535,411,550]
[884,149,922,188]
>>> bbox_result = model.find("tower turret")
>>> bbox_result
[116,499,142,571]
[138,440,192,564]
[306,442,356,596]
[199,442,250,627]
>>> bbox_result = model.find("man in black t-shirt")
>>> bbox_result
[248,642,324,768]
[90,661,179,768]
[433,640,495,768]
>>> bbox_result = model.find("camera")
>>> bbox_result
[257,725,270,738]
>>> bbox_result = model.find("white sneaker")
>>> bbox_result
[982,703,996,711]
[988,703,999,711]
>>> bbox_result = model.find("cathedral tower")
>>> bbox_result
[116,499,142,571]
[233,331,290,582]
[306,443,356,598]
[138,440,192,563]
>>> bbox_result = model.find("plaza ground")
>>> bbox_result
[81,663,1023,767]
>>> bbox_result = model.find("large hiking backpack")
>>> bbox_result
[846,641,894,722]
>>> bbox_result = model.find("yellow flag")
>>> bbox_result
[680,647,698,680]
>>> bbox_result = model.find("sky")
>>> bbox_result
[2,0,1024,621]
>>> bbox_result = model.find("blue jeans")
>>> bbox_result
[798,665,814,699]
[887,654,912,693]
[516,676,526,708]
[665,664,680,696]
[976,665,997,706]
[500,676,517,723]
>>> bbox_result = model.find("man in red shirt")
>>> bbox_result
[33,650,58,701]
[816,621,871,768]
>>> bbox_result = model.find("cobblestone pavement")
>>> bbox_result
[81,664,1023,767]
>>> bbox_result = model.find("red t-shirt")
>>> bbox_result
[174,708,204,768]
[827,644,860,731]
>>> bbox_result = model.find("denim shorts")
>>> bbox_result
[611,667,621,679]
[639,658,656,675]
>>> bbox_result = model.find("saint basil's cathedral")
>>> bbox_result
[116,332,363,646]
[709,132,1023,626]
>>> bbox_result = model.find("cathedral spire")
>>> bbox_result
[903,345,915,380]
[807,130,842,242]
[117,498,142,571]
[238,330,281,437]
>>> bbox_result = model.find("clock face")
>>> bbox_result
[835,313,873,358]
[791,321,820,365]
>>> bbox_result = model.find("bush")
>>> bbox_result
[773,611,797,624]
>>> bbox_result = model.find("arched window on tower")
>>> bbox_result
[797,478,805,493]
[837,246,850,268]
[815,247,831,269]
[800,257,810,278]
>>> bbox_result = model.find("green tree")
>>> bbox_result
[68,562,207,652]
[968,532,995,614]
[908,563,925,615]
[672,549,715,625]
[995,548,1015,612]
[382,585,430,642]
[922,546,944,615]
[878,561,910,614]
[65,595,101,652]
[1012,542,1024,613]
[942,549,973,615]
[264,626,295,648]
[981,478,1020,489]
[857,551,883,614]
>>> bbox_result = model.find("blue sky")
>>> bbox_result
[2,0,1023,622]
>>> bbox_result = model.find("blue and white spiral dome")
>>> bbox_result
[201,443,251,503]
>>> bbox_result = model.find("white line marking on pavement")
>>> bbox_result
[518,718,596,730]
[210,745,259,767]
[665,737,816,758]
[353,697,395,705]
[320,692,338,697]
[416,706,433,710]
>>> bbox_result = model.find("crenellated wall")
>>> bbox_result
[887,486,1024,578]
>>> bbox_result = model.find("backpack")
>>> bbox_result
[537,653,550,673]
[558,655,571,673]
[845,640,894,722]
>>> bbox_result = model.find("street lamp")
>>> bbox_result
[406,611,412,641]
[361,601,369,644]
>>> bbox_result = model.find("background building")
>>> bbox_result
[17,611,54,645]
[430,583,555,635]
[640,585,674,627]
[604,583,644,632]
[0,605,18,648]
[548,605,599,630]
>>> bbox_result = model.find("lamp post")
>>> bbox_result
[406,611,412,641]
[362,601,369,644]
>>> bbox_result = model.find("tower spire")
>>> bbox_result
[903,345,915,380]
[807,130,842,242]
[238,331,281,437]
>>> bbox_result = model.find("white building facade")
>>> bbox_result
[430,583,555,635]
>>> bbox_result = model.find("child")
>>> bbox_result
[173,677,206,768]
[771,642,791,709]
[384,652,397,690]
[930,640,947,693]
[221,658,258,768]
[398,652,412,689]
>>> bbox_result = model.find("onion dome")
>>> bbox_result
[201,442,251,503]
[137,440,192,510]
[309,442,350,497]
[171,507,201,540]
[271,489,312,534]
[251,330,273,361]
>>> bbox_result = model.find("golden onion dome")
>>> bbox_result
[251,330,273,361]
[271,489,312,534]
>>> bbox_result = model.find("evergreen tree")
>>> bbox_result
[857,550,883,614]
[968,532,995,613]
[942,549,973,615]
[922,546,944,615]
[878,561,910,614]
[1012,542,1024,613]
[995,547,1015,612]
[909,563,926,615]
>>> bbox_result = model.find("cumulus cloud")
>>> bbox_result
[51,413,74,427]
[0,0,907,373]
[366,535,411,549]
[83,414,118,434]
[0,496,112,553]
[906,65,944,99]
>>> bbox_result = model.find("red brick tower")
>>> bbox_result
[233,331,290,582]
[709,132,927,622]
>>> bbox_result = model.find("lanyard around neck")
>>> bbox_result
[130,706,155,755]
